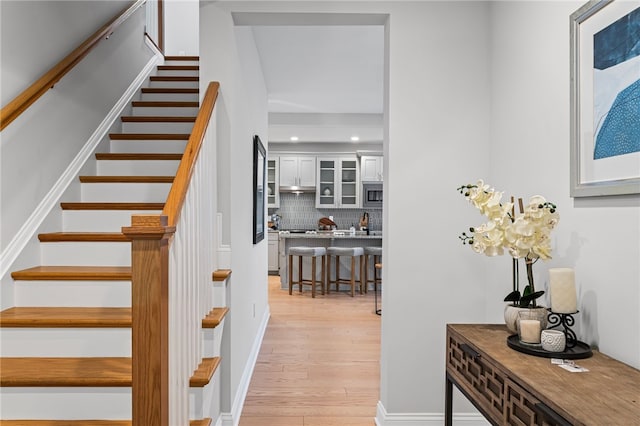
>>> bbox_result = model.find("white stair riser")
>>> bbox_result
[63,210,162,232]
[212,282,227,308]
[41,242,131,266]
[1,328,130,357]
[164,60,199,66]
[202,320,224,358]
[140,92,199,102]
[97,160,180,176]
[189,367,221,421]
[157,70,199,77]
[121,121,194,133]
[14,280,130,307]
[132,106,199,117]
[0,388,131,420]
[109,139,187,153]
[148,80,198,89]
[81,182,171,202]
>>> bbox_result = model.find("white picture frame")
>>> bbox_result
[570,0,640,197]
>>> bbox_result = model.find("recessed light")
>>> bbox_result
[350,136,360,142]
[290,136,299,142]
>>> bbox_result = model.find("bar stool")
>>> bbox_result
[326,246,364,297]
[288,247,326,298]
[363,246,382,293]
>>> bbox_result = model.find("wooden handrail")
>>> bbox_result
[162,81,219,227]
[0,0,145,131]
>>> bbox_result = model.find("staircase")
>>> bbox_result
[0,57,228,424]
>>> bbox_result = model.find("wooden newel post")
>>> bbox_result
[122,215,176,426]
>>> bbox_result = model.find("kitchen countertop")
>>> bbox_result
[278,231,382,239]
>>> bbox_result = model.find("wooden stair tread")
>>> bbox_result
[140,87,198,94]
[0,419,211,425]
[109,133,190,140]
[11,266,131,281]
[131,101,198,107]
[120,116,196,122]
[189,357,220,387]
[164,55,199,61]
[95,153,183,160]
[38,232,128,242]
[0,421,133,425]
[79,176,174,183]
[202,307,229,328]
[157,65,199,71]
[60,202,164,210]
[149,76,199,82]
[212,269,232,282]
[0,307,131,327]
[0,357,131,387]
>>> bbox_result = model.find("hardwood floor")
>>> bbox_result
[239,275,381,426]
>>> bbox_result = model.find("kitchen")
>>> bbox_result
[267,147,383,287]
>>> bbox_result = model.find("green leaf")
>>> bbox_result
[504,290,521,303]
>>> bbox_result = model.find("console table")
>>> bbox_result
[445,324,640,425]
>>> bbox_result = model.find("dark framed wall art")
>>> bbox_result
[570,0,640,197]
[253,135,266,244]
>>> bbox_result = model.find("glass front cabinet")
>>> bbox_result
[316,157,359,208]
[267,157,279,208]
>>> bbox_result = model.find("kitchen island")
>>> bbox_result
[278,231,382,290]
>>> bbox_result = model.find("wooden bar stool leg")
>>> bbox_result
[360,254,365,294]
[350,256,356,297]
[321,254,326,295]
[335,255,341,292]
[311,256,317,298]
[288,254,293,295]
[298,256,303,293]
[364,254,369,294]
[327,254,331,292]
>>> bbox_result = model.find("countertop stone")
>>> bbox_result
[278,231,381,239]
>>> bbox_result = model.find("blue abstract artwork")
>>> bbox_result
[593,7,640,160]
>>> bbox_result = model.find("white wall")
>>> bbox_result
[1,0,131,105]
[203,0,640,422]
[1,2,153,254]
[488,0,640,368]
[199,3,269,419]
[164,0,199,56]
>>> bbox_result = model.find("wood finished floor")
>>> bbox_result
[239,275,381,426]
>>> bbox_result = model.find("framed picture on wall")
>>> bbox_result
[253,135,266,244]
[570,0,640,197]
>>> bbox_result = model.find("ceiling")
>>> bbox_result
[249,25,385,144]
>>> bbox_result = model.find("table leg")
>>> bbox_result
[445,373,453,426]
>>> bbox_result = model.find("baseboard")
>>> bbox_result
[375,401,489,426]
[0,54,160,281]
[219,305,271,426]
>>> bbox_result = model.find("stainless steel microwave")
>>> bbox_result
[362,183,383,208]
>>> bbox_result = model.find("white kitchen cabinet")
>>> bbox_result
[316,156,360,208]
[279,156,316,188]
[267,157,279,208]
[360,155,383,182]
[268,232,279,273]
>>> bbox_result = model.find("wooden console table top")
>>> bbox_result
[446,324,640,425]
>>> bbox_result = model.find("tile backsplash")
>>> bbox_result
[269,193,382,231]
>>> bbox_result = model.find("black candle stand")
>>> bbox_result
[547,309,579,349]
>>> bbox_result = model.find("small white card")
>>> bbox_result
[559,363,589,373]
[552,359,589,372]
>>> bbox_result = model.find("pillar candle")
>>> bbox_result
[519,319,541,344]
[549,268,577,314]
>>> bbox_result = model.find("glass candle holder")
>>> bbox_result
[517,310,543,344]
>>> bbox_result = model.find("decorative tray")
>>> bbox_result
[507,334,593,359]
